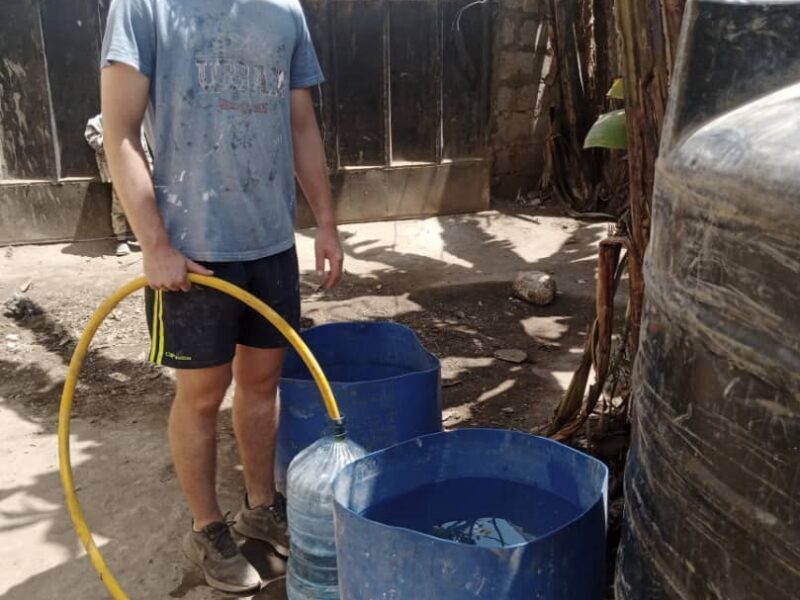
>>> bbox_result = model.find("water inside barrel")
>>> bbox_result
[361,477,582,547]
[431,517,536,546]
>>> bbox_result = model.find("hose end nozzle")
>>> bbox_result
[332,417,347,440]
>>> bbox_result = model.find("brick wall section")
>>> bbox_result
[490,0,552,198]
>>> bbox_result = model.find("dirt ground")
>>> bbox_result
[0,201,608,599]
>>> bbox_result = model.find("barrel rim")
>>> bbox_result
[281,320,441,384]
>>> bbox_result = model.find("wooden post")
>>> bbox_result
[547,0,688,439]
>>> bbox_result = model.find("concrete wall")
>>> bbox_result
[0,180,112,244]
[489,0,553,199]
[0,162,488,245]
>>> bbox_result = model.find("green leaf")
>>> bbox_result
[584,109,627,150]
[607,78,625,100]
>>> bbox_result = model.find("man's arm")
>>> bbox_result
[290,88,343,289]
[101,62,211,291]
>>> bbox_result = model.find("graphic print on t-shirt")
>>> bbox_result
[195,56,288,114]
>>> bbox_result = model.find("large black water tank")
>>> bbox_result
[616,2,800,599]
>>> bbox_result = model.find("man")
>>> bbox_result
[84,113,151,256]
[100,0,343,593]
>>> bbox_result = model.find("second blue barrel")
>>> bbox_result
[275,321,442,493]
[333,429,609,600]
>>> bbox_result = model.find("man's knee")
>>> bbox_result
[175,364,232,415]
[234,369,280,398]
[233,347,284,397]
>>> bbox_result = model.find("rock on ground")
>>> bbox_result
[512,271,557,306]
[3,293,42,320]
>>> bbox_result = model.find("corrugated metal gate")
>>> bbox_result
[300,0,492,222]
[0,0,110,181]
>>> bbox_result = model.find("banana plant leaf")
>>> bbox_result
[584,109,627,150]
[607,78,625,100]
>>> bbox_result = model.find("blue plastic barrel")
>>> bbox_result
[333,429,609,600]
[276,322,442,493]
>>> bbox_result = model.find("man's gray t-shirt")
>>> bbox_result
[101,0,324,261]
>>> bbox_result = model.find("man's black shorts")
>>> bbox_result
[144,247,300,369]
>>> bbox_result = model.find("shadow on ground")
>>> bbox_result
[1,202,607,598]
[0,304,285,599]
[297,206,604,430]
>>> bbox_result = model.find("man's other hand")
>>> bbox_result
[314,226,344,289]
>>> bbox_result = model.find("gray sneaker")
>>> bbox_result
[182,520,262,593]
[233,494,290,556]
[115,241,131,256]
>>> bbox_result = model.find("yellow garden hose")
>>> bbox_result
[58,275,343,600]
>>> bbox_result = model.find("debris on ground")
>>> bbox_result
[515,190,544,208]
[592,430,631,462]
[3,293,42,320]
[494,349,528,364]
[20,279,33,292]
[443,378,464,388]
[512,271,557,306]
[502,407,516,414]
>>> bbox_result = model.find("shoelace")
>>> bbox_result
[202,517,239,559]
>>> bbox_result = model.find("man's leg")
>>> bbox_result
[170,363,233,528]
[231,248,298,554]
[171,362,261,592]
[110,189,129,240]
[147,276,261,592]
[110,189,131,255]
[232,345,285,508]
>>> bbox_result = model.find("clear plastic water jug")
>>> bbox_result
[286,426,366,599]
